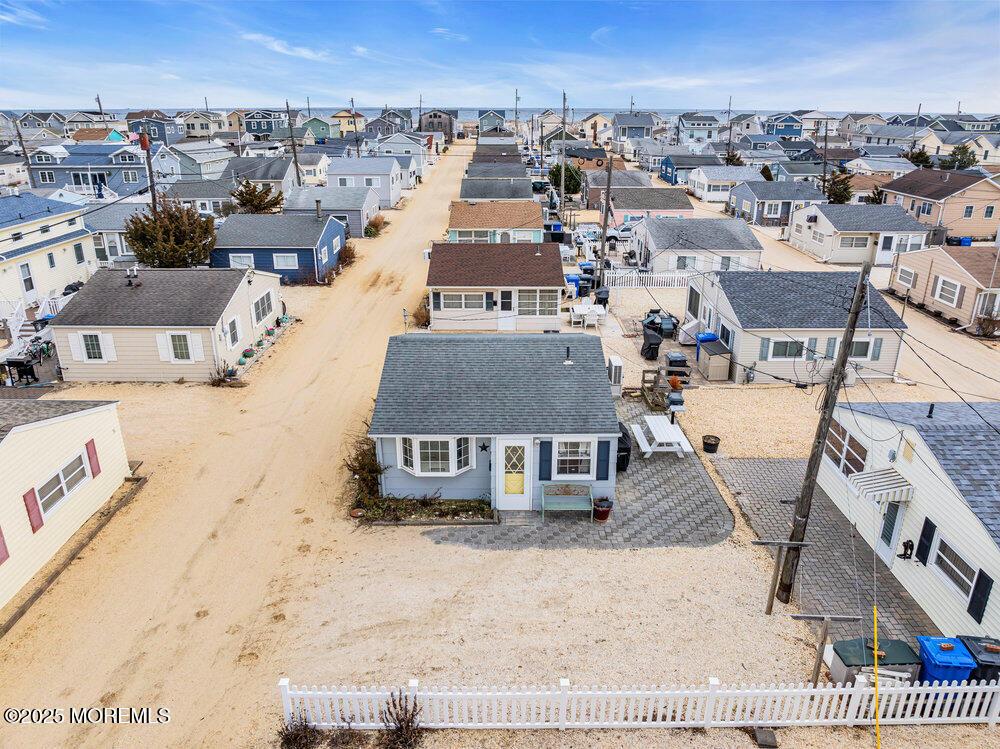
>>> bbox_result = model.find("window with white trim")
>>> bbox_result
[169,333,192,362]
[962,205,974,219]
[823,418,867,476]
[441,292,485,310]
[794,223,803,234]
[122,170,139,183]
[932,536,976,599]
[227,317,240,348]
[839,236,869,249]
[273,253,299,270]
[765,202,781,217]
[896,267,915,288]
[986,206,995,219]
[38,170,55,183]
[47,252,55,268]
[933,277,961,307]
[554,439,594,478]
[517,289,559,316]
[37,452,89,516]
[398,437,475,477]
[82,333,103,361]
[253,290,274,324]
[229,253,254,269]
[771,340,805,359]
[849,339,871,359]
[454,230,490,243]
[811,229,825,243]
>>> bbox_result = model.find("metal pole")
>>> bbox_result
[14,118,35,188]
[777,263,874,602]
[559,90,567,210]
[596,151,614,288]
[286,100,302,187]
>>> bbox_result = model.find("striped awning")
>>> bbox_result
[849,467,914,504]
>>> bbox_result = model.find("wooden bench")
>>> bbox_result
[540,482,593,522]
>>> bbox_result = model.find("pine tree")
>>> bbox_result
[724,149,744,166]
[825,170,854,204]
[938,144,978,171]
[760,164,774,181]
[124,199,216,268]
[230,179,285,213]
[902,149,932,168]
[864,185,886,204]
[546,162,582,194]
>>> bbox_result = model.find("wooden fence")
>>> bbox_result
[604,270,693,289]
[279,676,1000,730]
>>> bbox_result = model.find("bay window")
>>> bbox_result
[398,436,475,476]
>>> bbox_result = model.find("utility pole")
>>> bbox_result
[286,100,302,187]
[350,97,361,158]
[514,88,519,141]
[596,151,614,288]
[306,96,311,118]
[821,121,830,193]
[14,118,35,189]
[140,132,158,216]
[204,96,209,113]
[559,90,567,210]
[539,122,544,172]
[724,95,733,162]
[418,94,423,128]
[909,102,922,154]
[629,96,634,114]
[777,261,874,602]
[95,93,105,121]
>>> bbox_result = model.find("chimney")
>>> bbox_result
[315,199,322,220]
[927,404,935,419]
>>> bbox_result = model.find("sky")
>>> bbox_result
[1,0,998,113]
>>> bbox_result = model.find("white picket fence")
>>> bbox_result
[604,270,693,289]
[279,676,1000,731]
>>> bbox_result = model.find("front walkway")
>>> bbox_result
[424,399,734,550]
[713,457,940,644]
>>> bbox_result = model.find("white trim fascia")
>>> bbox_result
[3,402,118,440]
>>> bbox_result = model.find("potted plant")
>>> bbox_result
[593,497,613,524]
[702,435,721,453]
[242,347,255,358]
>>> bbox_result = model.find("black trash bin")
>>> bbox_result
[616,422,632,472]
[594,287,610,308]
[578,273,595,297]
[640,328,663,360]
[958,636,1000,683]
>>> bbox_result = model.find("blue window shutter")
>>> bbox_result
[967,571,993,625]
[432,291,441,311]
[806,337,818,361]
[596,441,610,481]
[871,338,883,361]
[758,337,770,361]
[485,292,495,311]
[825,337,837,359]
[538,441,552,481]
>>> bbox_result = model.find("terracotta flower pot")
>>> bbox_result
[593,499,613,524]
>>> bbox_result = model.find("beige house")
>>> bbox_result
[882,169,1000,241]
[789,203,928,266]
[917,131,1000,165]
[837,113,887,140]
[0,154,29,186]
[180,110,227,136]
[50,268,284,382]
[682,271,905,385]
[427,243,565,332]
[818,402,1000,636]
[579,113,612,143]
[0,399,130,611]
[330,109,367,134]
[887,244,1000,331]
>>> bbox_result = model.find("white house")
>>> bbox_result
[631,217,763,273]
[789,204,929,266]
[818,402,1000,637]
[687,166,764,202]
[845,157,917,179]
[0,399,131,611]
[677,112,722,144]
[325,157,403,208]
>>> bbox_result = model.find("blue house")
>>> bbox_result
[611,112,655,146]
[212,214,344,284]
[243,109,289,139]
[660,154,723,185]
[763,114,803,139]
[128,118,186,146]
[27,143,180,198]
[477,110,506,133]
[728,180,826,225]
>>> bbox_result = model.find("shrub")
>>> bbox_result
[327,725,369,748]
[364,215,388,238]
[343,423,385,504]
[277,719,326,749]
[410,295,430,328]
[378,690,423,749]
[338,241,358,269]
[977,311,1000,337]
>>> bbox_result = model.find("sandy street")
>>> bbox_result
[0,150,993,749]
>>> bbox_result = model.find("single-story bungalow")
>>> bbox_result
[582,169,652,209]
[606,187,693,226]
[213,214,343,283]
[631,217,764,273]
[845,157,917,179]
[789,203,929,266]
[772,161,827,184]
[818,402,1000,636]
[163,180,234,217]
[687,166,764,202]
[887,244,1000,331]
[728,180,827,226]
[0,399,131,611]
[50,268,284,382]
[325,157,402,208]
[466,162,528,179]
[459,178,534,202]
[447,200,544,243]
[682,271,905,384]
[282,185,379,238]
[660,154,724,185]
[369,333,620,511]
[426,242,565,332]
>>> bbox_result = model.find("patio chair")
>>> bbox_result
[569,309,584,327]
[583,311,600,329]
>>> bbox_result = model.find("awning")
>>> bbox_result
[849,467,914,505]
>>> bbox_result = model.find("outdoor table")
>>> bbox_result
[643,414,693,456]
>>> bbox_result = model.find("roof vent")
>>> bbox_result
[927,403,935,419]
[564,346,573,366]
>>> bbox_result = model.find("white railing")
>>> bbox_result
[36,293,74,318]
[278,676,1000,731]
[604,269,694,288]
[1,298,26,338]
[61,183,120,200]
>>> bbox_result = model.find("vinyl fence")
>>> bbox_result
[604,270,693,289]
[279,676,1000,731]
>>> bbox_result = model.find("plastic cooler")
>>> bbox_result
[917,637,976,684]
[957,636,1000,683]
[831,638,921,685]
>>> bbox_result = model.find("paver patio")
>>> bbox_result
[713,457,940,644]
[425,398,734,550]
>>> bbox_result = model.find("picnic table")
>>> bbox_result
[630,415,694,458]
[570,303,606,328]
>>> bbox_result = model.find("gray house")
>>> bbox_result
[171,139,233,181]
[466,162,527,179]
[728,180,827,226]
[164,180,235,216]
[325,157,402,208]
[369,334,620,511]
[460,178,533,201]
[477,110,506,133]
[282,185,380,238]
[611,112,655,149]
[221,156,296,193]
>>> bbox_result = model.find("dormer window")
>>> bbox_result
[119,153,137,163]
[35,153,52,163]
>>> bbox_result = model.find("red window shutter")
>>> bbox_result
[23,489,43,533]
[85,438,101,478]
[0,526,9,565]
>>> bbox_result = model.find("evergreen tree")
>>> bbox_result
[902,149,932,168]
[230,179,285,213]
[124,199,216,268]
[724,149,744,166]
[546,162,583,194]
[825,170,854,204]
[864,185,886,205]
[938,144,978,171]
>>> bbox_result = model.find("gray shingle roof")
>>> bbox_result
[215,214,330,247]
[460,178,533,200]
[222,156,294,183]
[609,187,691,211]
[644,217,764,253]
[740,180,826,201]
[0,399,116,442]
[778,162,825,175]
[83,202,150,232]
[369,334,619,436]
[841,402,1000,547]
[164,181,234,200]
[584,170,652,189]
[715,271,905,330]
[282,185,377,211]
[325,157,399,175]
[52,268,248,327]
[466,162,528,179]
[613,112,655,128]
[693,166,764,181]
[815,204,929,232]
[665,154,724,168]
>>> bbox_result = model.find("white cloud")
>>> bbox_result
[430,27,468,42]
[160,73,181,81]
[240,32,330,62]
[352,45,370,57]
[0,1,47,28]
[590,26,614,45]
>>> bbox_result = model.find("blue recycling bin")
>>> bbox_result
[578,261,595,273]
[960,237,973,246]
[917,637,976,684]
[695,331,719,361]
[564,274,580,295]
